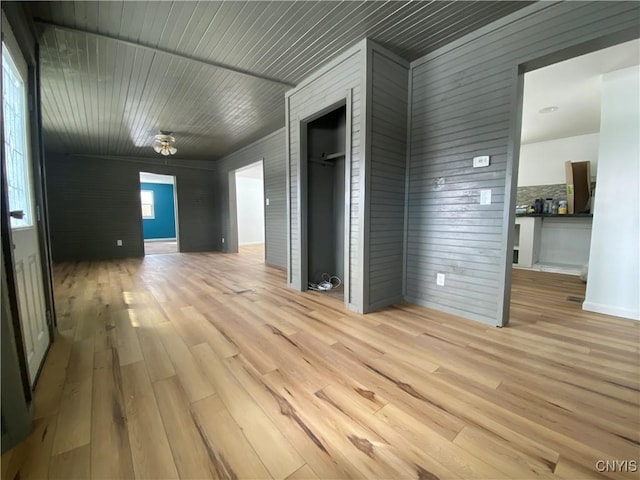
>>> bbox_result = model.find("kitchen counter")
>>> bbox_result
[514,215,592,274]
[516,213,593,218]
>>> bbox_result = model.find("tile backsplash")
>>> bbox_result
[517,182,596,206]
[517,184,567,206]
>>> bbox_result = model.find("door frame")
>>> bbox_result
[229,159,267,258]
[2,11,54,385]
[297,96,351,305]
[500,28,640,327]
[31,45,57,337]
[173,176,180,252]
[138,172,180,254]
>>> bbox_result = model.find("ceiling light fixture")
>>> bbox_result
[539,106,559,114]
[153,131,177,156]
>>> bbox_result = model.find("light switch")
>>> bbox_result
[480,189,492,205]
[473,155,490,168]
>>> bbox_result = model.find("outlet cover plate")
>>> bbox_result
[480,189,492,205]
[436,273,445,286]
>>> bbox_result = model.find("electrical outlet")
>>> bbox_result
[473,155,490,168]
[436,273,445,286]
[116,239,123,247]
[266,198,270,206]
[222,237,225,244]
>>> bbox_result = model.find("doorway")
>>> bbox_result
[234,161,265,259]
[305,105,347,301]
[508,38,640,322]
[139,172,179,255]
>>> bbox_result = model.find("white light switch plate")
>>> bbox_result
[473,155,490,168]
[480,189,492,205]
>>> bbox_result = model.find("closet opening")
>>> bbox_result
[305,105,347,301]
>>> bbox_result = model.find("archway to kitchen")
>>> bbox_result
[508,39,639,322]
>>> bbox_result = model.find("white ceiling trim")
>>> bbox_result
[139,172,175,185]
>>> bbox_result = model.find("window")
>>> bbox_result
[2,42,32,229]
[141,190,155,219]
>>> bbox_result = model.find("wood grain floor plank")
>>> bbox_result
[135,324,176,383]
[33,331,73,419]
[134,308,176,383]
[156,322,216,403]
[49,444,90,480]
[192,342,305,479]
[51,337,94,455]
[121,361,179,479]
[153,376,218,479]
[191,394,272,480]
[453,426,556,478]
[114,309,144,366]
[376,402,509,479]
[315,382,461,480]
[179,305,239,357]
[91,348,135,479]
[553,456,609,480]
[285,464,319,480]
[264,368,419,479]
[223,354,364,480]
[203,304,279,374]
[4,415,58,480]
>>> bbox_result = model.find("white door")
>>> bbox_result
[2,19,50,386]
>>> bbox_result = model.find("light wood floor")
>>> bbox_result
[144,240,178,255]
[2,245,639,479]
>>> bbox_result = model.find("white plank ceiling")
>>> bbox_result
[30,1,530,160]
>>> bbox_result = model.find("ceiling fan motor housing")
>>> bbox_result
[153,132,177,155]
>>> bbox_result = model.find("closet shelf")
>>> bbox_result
[316,151,345,161]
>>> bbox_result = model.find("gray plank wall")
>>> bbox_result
[45,154,219,261]
[287,42,364,311]
[366,46,409,311]
[215,129,286,268]
[406,2,640,325]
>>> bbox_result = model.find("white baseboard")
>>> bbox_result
[513,263,582,276]
[582,301,639,321]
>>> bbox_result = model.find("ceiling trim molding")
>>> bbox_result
[34,18,297,88]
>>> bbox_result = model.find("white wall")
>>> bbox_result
[584,66,639,320]
[518,133,599,186]
[235,165,265,246]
